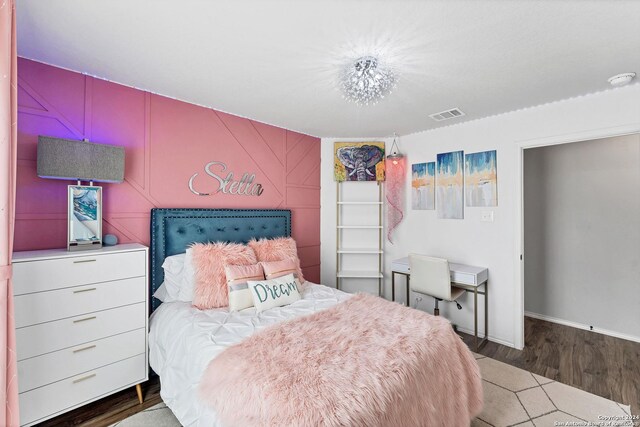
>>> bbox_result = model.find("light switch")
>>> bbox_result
[481,211,494,222]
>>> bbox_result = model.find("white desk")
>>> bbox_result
[391,257,489,350]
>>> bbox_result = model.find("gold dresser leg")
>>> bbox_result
[135,383,144,404]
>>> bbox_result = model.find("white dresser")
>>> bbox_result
[12,243,149,426]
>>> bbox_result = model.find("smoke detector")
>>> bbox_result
[429,108,465,122]
[608,73,635,87]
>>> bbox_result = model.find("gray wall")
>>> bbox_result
[524,134,640,338]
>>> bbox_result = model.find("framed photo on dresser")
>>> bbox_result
[67,185,102,251]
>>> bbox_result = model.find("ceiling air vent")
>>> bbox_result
[429,108,465,122]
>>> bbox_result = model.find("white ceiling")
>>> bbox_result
[16,0,640,138]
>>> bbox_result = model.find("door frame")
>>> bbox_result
[513,123,640,349]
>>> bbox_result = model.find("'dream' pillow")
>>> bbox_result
[248,237,305,283]
[225,264,265,312]
[247,273,301,313]
[190,242,257,310]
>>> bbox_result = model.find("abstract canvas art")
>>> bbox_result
[411,162,435,210]
[436,151,464,219]
[465,150,497,207]
[334,141,385,181]
[68,185,102,244]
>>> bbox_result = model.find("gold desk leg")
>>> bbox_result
[135,383,143,404]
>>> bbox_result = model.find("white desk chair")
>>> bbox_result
[409,254,465,316]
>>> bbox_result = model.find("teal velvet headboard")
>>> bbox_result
[149,208,291,313]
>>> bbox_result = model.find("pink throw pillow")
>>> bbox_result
[248,237,305,283]
[225,264,265,311]
[190,242,257,309]
[261,259,300,283]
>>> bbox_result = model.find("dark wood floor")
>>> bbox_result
[35,378,162,427]
[37,316,639,426]
[460,316,640,416]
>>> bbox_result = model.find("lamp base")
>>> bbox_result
[68,240,102,252]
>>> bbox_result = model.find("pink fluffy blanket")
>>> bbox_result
[199,293,483,426]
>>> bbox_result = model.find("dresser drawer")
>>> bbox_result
[18,328,146,393]
[19,353,146,426]
[14,277,146,328]
[16,303,145,360]
[13,250,146,295]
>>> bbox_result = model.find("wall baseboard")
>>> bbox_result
[455,326,516,349]
[524,311,640,344]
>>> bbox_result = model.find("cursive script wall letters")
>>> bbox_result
[189,161,264,196]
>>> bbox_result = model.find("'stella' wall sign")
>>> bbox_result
[189,161,264,196]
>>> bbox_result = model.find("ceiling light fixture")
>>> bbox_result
[608,72,635,87]
[341,56,395,106]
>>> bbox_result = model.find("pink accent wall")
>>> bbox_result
[15,58,321,281]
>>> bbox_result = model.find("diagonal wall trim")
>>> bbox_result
[303,163,321,186]
[286,141,318,178]
[17,85,47,111]
[213,109,284,200]
[250,120,284,167]
[102,216,138,241]
[15,59,321,282]
[123,176,163,208]
[298,158,321,185]
[17,106,57,119]
[17,77,84,139]
[287,133,307,154]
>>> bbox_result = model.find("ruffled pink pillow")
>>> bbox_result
[248,237,305,283]
[190,242,257,309]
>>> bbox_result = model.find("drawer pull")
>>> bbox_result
[73,344,96,353]
[73,287,97,294]
[73,259,97,264]
[72,373,96,384]
[73,316,96,323]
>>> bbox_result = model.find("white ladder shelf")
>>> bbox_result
[336,182,384,295]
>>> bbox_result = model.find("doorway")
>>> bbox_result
[521,133,640,343]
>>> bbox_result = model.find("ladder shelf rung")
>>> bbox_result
[337,248,383,254]
[337,202,383,205]
[337,270,384,278]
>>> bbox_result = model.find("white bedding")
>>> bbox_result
[149,283,351,427]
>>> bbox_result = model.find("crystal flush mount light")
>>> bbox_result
[341,56,396,106]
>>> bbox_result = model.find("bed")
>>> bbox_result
[148,208,482,427]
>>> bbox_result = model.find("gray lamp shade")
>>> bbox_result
[37,136,125,183]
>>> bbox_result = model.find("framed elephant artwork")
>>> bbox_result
[334,141,386,182]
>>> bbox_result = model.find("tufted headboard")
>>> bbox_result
[149,208,291,313]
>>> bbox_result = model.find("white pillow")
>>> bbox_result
[153,282,170,302]
[162,252,186,275]
[179,249,197,301]
[161,251,196,302]
[247,273,301,313]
